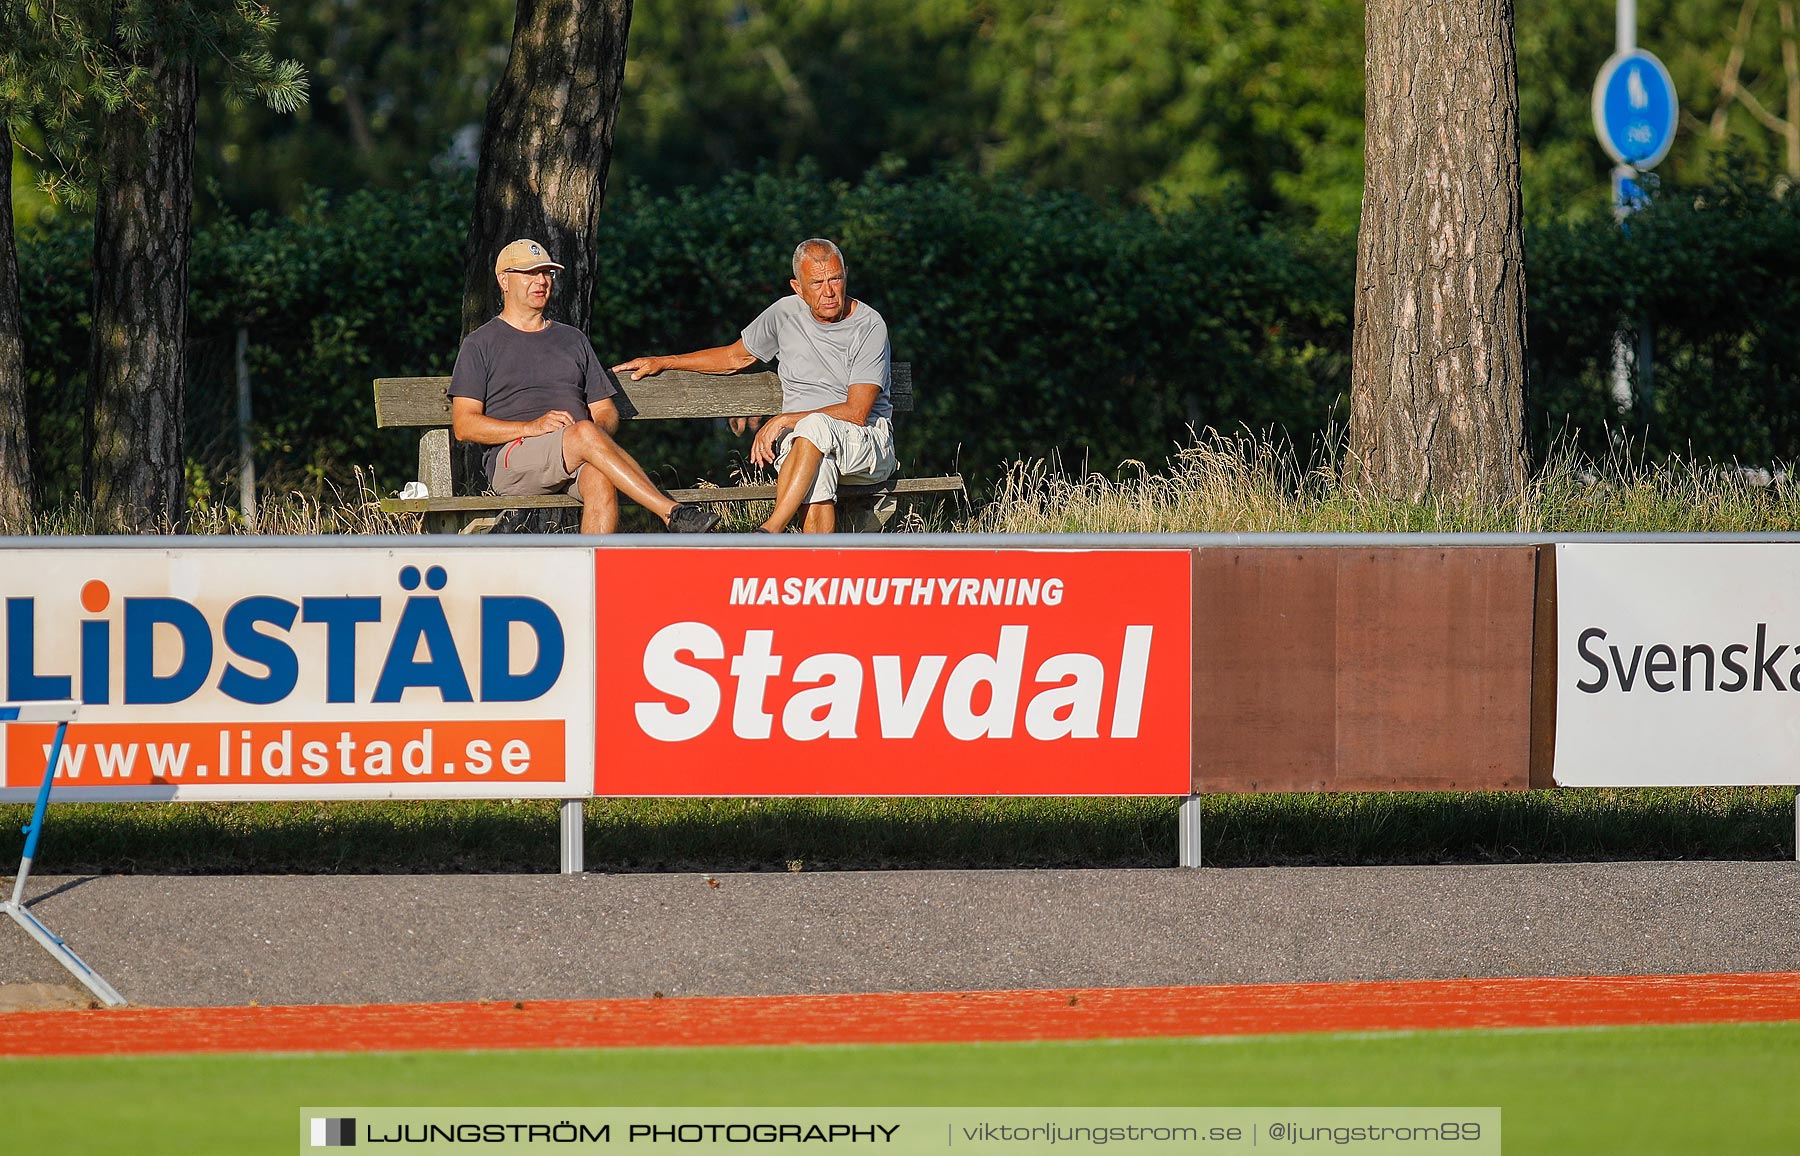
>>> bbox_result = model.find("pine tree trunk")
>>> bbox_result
[0,121,33,529]
[462,0,634,337]
[1349,0,1528,504]
[84,47,197,532]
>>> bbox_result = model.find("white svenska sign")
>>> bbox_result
[1555,543,1800,785]
[0,546,594,801]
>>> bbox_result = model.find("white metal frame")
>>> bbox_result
[1,701,127,1005]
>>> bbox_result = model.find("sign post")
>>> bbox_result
[1593,0,1677,412]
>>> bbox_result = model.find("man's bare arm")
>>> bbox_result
[451,396,576,445]
[588,397,621,436]
[749,383,880,467]
[612,339,758,381]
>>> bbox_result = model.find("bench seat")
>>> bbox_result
[373,363,965,533]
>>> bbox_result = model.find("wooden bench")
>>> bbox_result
[374,363,966,533]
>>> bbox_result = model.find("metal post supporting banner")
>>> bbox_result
[0,701,127,1006]
[560,799,585,874]
[1178,795,1203,868]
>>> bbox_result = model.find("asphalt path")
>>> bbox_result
[2,861,1797,1008]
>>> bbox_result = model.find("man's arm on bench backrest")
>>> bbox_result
[373,365,913,427]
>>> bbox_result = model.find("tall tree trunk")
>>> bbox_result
[84,46,197,532]
[462,0,634,337]
[1349,0,1527,504]
[0,121,34,529]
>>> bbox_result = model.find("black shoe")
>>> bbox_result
[667,503,721,533]
[491,508,536,534]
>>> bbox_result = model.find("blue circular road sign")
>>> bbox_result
[1593,49,1678,169]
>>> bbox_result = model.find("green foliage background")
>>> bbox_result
[13,0,1800,503]
[150,0,1800,232]
[19,166,1351,502]
[14,157,1800,504]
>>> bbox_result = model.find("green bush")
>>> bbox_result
[1526,152,1800,464]
[18,168,1352,502]
[16,157,1800,505]
[20,181,473,504]
[16,223,91,505]
[590,168,1353,493]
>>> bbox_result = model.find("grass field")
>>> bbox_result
[6,1022,1796,1155]
[2,788,1792,875]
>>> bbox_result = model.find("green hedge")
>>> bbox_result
[18,168,1350,503]
[1526,154,1800,465]
[15,159,1800,506]
[588,169,1353,497]
[20,181,474,504]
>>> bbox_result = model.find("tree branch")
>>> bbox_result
[1713,0,1762,140]
[1734,79,1792,135]
[1781,0,1798,175]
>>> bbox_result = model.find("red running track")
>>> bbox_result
[3,973,1797,1058]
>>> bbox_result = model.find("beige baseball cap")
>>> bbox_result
[494,238,564,275]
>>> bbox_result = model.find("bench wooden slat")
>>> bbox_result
[667,474,960,504]
[375,365,915,428]
[373,361,945,533]
[378,473,966,516]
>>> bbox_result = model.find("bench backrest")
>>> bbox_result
[374,364,915,428]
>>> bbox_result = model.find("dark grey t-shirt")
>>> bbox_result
[449,317,618,478]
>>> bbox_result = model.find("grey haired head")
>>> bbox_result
[792,238,846,282]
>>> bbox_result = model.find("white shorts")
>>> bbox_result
[780,414,898,504]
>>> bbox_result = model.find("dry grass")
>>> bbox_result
[9,435,1798,539]
[963,430,1800,535]
[2,469,422,536]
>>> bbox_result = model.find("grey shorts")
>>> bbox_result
[490,430,579,495]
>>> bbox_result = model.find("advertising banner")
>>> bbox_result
[594,548,1192,795]
[1555,543,1800,785]
[0,547,593,800]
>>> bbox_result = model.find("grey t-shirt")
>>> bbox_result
[740,296,893,422]
[449,316,618,478]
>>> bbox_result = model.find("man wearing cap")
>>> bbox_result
[613,237,895,534]
[450,239,719,534]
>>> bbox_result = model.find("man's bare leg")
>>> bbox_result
[762,436,826,532]
[575,466,618,534]
[802,502,835,533]
[563,422,678,523]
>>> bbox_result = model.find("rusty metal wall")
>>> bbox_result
[1191,547,1539,793]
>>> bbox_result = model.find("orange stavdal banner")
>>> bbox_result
[594,549,1191,795]
[4,719,566,789]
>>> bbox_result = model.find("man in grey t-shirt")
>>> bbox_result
[614,238,897,534]
[449,238,718,534]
